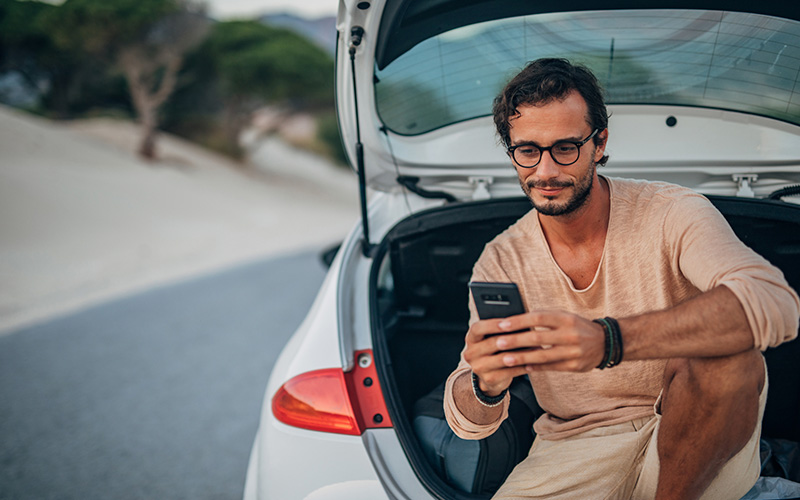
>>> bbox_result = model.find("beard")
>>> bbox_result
[520,161,596,217]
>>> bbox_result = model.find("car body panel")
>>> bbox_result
[244,231,378,500]
[243,422,382,500]
[372,108,800,199]
[302,480,389,500]
[363,429,446,500]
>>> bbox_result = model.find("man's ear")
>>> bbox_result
[595,129,609,158]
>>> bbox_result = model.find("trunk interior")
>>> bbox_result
[370,194,800,499]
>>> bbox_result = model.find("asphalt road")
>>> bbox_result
[0,249,330,500]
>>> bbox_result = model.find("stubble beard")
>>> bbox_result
[521,161,596,217]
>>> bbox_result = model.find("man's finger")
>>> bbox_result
[497,310,576,333]
[469,318,516,340]
[499,345,582,366]
[494,328,575,351]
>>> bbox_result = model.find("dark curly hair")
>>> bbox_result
[493,58,609,166]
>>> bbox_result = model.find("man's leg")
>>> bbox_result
[654,350,765,500]
[493,417,654,500]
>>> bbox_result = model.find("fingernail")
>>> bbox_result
[498,320,511,329]
[503,355,515,366]
[496,337,508,348]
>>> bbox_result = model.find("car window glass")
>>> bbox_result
[374,10,800,135]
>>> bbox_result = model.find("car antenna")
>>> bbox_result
[349,26,375,258]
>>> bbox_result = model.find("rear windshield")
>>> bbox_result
[374,10,800,135]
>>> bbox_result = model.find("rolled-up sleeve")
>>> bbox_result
[443,254,510,439]
[665,194,800,350]
[443,359,510,440]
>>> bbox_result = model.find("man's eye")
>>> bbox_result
[554,143,578,154]
[517,147,539,156]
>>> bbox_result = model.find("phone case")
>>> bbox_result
[468,281,525,320]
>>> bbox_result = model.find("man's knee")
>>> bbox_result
[664,350,765,402]
[661,350,764,455]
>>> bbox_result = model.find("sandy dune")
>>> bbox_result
[0,106,359,334]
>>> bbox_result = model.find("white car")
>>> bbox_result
[244,1,800,499]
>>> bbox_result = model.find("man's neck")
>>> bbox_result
[538,175,611,249]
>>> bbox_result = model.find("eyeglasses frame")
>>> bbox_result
[507,128,600,168]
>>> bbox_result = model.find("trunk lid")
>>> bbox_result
[336,0,800,198]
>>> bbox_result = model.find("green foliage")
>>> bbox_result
[163,19,335,158]
[0,0,51,43]
[1,1,62,74]
[42,0,182,57]
[205,20,333,104]
[3,1,340,163]
[0,1,124,117]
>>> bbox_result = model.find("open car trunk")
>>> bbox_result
[369,194,800,499]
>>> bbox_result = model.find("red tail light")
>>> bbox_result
[271,350,393,435]
[272,368,361,435]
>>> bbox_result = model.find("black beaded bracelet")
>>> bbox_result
[593,317,624,369]
[471,372,508,407]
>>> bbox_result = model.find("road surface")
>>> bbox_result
[0,250,329,500]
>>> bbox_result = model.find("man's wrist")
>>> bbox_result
[471,371,508,407]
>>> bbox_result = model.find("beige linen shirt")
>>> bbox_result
[444,177,800,441]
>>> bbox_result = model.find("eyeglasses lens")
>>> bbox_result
[514,142,580,167]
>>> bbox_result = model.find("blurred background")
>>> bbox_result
[1,0,343,161]
[0,1,358,498]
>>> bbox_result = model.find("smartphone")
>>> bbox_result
[469,281,526,320]
[469,281,528,348]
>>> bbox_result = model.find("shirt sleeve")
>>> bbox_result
[442,246,511,439]
[663,193,800,350]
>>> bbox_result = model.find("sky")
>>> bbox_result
[205,0,338,19]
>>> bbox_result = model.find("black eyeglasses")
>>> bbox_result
[507,129,599,168]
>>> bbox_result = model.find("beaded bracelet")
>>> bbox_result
[471,371,508,407]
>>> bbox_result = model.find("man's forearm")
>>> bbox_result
[621,285,754,361]
[452,370,505,425]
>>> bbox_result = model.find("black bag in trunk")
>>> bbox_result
[412,376,543,496]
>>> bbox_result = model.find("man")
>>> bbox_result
[443,58,800,499]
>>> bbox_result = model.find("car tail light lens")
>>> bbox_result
[271,350,392,435]
[272,368,361,435]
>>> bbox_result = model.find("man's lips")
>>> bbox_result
[536,187,563,196]
[528,182,572,196]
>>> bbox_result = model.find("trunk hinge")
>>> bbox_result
[733,174,758,198]
[469,176,494,200]
[349,26,375,258]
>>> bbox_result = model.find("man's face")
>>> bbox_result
[507,91,607,217]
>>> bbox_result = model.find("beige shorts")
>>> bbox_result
[493,367,768,500]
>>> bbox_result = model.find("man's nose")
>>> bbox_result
[535,151,561,179]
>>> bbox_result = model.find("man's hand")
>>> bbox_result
[462,317,529,396]
[464,310,606,390]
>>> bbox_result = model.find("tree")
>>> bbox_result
[0,1,82,117]
[201,20,334,157]
[44,0,210,159]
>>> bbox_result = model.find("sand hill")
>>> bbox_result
[0,106,359,334]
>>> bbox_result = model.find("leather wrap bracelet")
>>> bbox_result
[593,316,624,369]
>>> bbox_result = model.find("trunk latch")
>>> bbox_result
[470,176,494,200]
[733,174,758,198]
